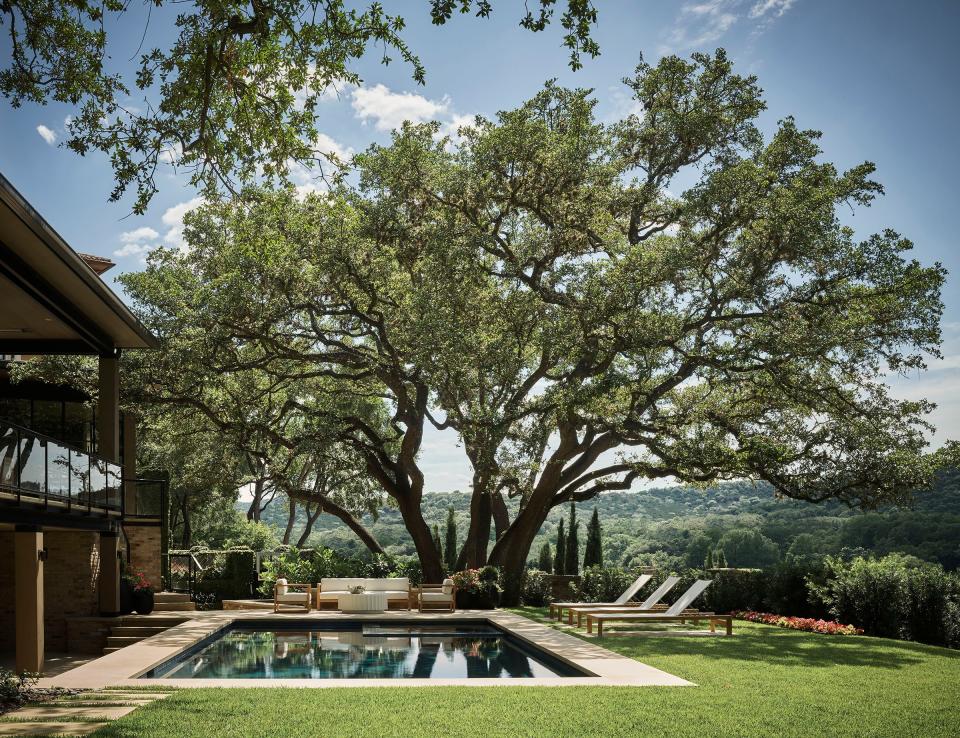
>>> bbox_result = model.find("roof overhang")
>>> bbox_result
[0,172,159,355]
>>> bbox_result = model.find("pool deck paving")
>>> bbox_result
[34,608,692,691]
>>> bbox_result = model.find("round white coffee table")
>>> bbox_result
[337,591,388,612]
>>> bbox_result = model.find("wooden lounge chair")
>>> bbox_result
[273,578,311,613]
[549,574,653,622]
[419,579,457,612]
[585,580,732,637]
[566,576,681,626]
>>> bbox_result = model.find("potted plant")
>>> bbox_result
[125,568,155,615]
[452,566,502,609]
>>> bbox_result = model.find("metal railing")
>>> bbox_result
[163,552,204,595]
[0,419,122,513]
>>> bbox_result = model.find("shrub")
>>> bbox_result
[809,553,960,647]
[702,569,767,613]
[573,566,635,602]
[0,669,38,708]
[520,570,554,606]
[452,568,502,609]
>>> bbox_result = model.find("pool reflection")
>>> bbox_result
[158,629,565,679]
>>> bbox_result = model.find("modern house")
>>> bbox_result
[0,172,165,673]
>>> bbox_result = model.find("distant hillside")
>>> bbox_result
[245,469,960,570]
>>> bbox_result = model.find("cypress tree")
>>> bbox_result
[554,518,566,575]
[432,524,443,562]
[583,507,603,568]
[705,548,714,569]
[565,502,580,576]
[537,542,553,572]
[716,548,727,568]
[444,507,458,572]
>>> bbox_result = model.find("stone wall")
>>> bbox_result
[124,524,162,589]
[0,530,103,654]
[43,531,101,651]
[65,617,114,654]
[0,534,14,652]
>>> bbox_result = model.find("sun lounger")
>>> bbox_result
[566,576,681,625]
[585,580,732,637]
[548,573,653,621]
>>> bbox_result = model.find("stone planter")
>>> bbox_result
[119,578,135,615]
[132,589,155,615]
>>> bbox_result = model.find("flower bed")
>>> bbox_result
[734,610,863,636]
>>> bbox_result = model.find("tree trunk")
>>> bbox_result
[488,500,554,605]
[248,477,265,521]
[180,494,192,548]
[282,497,297,544]
[314,496,386,555]
[296,502,322,547]
[492,491,510,539]
[397,496,444,582]
[456,489,493,570]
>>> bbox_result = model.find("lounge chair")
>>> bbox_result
[548,574,653,622]
[585,580,732,637]
[566,576,681,626]
[273,578,311,613]
[419,578,457,612]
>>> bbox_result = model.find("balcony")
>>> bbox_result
[0,419,122,516]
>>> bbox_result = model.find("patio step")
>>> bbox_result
[152,600,197,612]
[153,591,192,603]
[102,615,189,654]
[110,625,170,638]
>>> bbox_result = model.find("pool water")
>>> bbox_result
[144,621,584,679]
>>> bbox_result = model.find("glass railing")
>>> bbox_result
[127,478,167,518]
[0,419,123,513]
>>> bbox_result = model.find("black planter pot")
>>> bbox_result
[119,578,135,615]
[132,589,155,615]
[455,589,501,610]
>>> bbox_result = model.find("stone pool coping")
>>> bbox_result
[37,609,692,689]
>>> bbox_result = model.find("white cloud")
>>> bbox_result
[660,0,797,53]
[159,142,183,165]
[351,84,450,132]
[113,242,152,258]
[749,0,795,19]
[36,125,57,146]
[119,226,160,244]
[313,132,352,162]
[161,197,204,251]
[438,113,478,142]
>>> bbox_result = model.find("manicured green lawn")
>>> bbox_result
[93,609,960,738]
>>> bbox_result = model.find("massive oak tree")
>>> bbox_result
[101,51,948,601]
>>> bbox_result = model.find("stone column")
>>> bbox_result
[14,527,44,673]
[98,531,121,616]
[122,413,137,513]
[97,353,120,463]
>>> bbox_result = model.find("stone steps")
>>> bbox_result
[0,690,170,736]
[152,600,196,612]
[153,591,191,603]
[101,613,190,654]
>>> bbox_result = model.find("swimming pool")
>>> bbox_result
[142,621,586,679]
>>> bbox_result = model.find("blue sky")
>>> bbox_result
[1,0,957,492]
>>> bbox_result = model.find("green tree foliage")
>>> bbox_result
[444,506,458,573]
[565,502,580,576]
[537,542,553,573]
[716,549,728,568]
[583,507,603,568]
[0,0,598,212]
[705,548,715,569]
[554,518,566,576]
[719,529,781,569]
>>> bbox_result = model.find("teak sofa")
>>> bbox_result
[314,577,411,611]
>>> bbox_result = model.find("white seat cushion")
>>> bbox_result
[442,578,455,595]
[275,578,288,596]
[276,593,309,603]
[421,592,454,602]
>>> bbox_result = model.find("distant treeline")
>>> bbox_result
[249,469,960,571]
